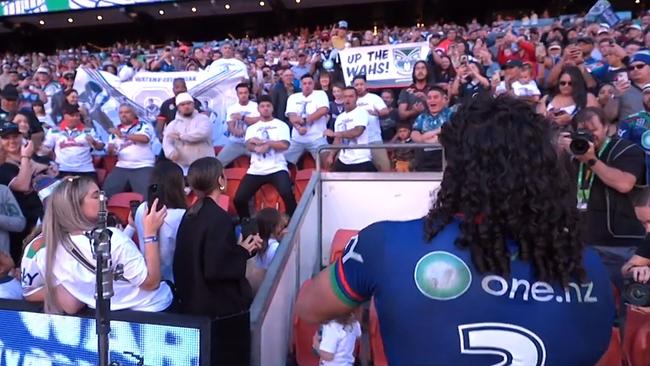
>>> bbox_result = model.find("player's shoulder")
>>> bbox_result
[357,218,426,245]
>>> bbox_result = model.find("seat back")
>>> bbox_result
[298,153,316,170]
[294,169,314,202]
[96,168,107,188]
[107,192,144,226]
[255,184,286,213]
[595,327,623,366]
[623,305,650,366]
[293,280,320,366]
[224,168,248,215]
[329,229,359,264]
[232,155,251,169]
[103,155,118,175]
[369,299,388,366]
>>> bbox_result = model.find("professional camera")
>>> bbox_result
[570,129,594,156]
[623,279,650,307]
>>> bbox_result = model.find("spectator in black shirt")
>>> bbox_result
[620,187,650,283]
[559,107,648,291]
[155,78,202,138]
[398,60,432,128]
[174,157,262,365]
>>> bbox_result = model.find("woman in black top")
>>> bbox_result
[173,157,261,365]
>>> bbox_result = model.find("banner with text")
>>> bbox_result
[339,42,429,88]
[73,58,248,146]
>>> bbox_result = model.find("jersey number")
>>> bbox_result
[458,323,546,366]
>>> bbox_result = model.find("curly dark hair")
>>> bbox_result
[425,95,585,286]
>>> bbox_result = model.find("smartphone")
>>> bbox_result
[129,200,140,220]
[147,183,163,212]
[240,217,259,239]
[616,72,629,83]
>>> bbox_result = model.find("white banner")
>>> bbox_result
[73,58,248,146]
[339,42,429,88]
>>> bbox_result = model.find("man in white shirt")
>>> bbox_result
[324,87,375,172]
[234,95,297,219]
[103,104,156,198]
[353,75,391,171]
[40,103,104,179]
[284,74,330,167]
[163,93,214,175]
[217,83,260,167]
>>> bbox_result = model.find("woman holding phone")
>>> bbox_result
[537,66,598,127]
[173,157,262,365]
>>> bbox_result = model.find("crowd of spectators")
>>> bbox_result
[0,7,649,365]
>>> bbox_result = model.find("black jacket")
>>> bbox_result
[173,197,252,318]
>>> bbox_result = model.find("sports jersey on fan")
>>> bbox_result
[330,219,614,366]
[356,93,387,143]
[225,101,259,143]
[334,107,371,165]
[21,235,46,298]
[42,122,97,172]
[245,119,291,176]
[108,121,156,169]
[285,90,329,143]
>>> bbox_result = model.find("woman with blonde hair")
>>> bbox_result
[42,175,173,314]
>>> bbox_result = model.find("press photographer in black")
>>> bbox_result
[559,107,649,291]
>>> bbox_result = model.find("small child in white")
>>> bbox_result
[0,251,21,300]
[313,312,362,366]
[511,63,541,103]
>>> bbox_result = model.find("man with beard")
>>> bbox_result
[398,61,433,127]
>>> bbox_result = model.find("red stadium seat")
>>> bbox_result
[232,155,250,169]
[595,327,623,366]
[224,168,248,215]
[186,190,199,207]
[96,168,107,188]
[298,153,316,170]
[293,280,320,366]
[329,229,359,264]
[294,169,314,202]
[623,305,650,366]
[369,299,388,366]
[103,155,118,174]
[217,194,230,211]
[255,184,286,213]
[93,156,103,169]
[107,192,144,226]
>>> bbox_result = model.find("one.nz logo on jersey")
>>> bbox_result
[414,251,472,300]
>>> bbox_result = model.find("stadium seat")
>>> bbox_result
[232,155,250,169]
[293,280,320,366]
[255,184,286,213]
[107,192,144,226]
[369,299,388,366]
[93,156,103,169]
[294,169,314,202]
[298,153,317,170]
[224,168,248,215]
[103,155,118,174]
[623,305,650,366]
[96,168,107,187]
[595,327,622,366]
[329,229,359,264]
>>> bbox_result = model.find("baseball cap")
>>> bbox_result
[629,50,650,66]
[0,120,20,138]
[627,24,642,32]
[175,92,193,105]
[36,67,50,75]
[503,59,523,69]
[338,20,348,29]
[642,84,650,94]
[0,85,18,101]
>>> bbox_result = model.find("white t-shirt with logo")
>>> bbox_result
[319,320,362,366]
[226,101,260,144]
[244,119,291,176]
[21,235,46,298]
[334,107,371,165]
[512,80,541,97]
[356,93,387,143]
[108,122,156,169]
[42,125,98,172]
[285,90,329,143]
[51,228,172,312]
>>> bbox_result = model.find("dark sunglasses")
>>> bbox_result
[628,64,647,71]
[559,81,572,86]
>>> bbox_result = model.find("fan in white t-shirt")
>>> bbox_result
[233,96,298,219]
[313,313,362,366]
[352,75,391,171]
[103,104,156,198]
[324,87,376,172]
[216,83,261,167]
[284,74,330,165]
[0,250,21,300]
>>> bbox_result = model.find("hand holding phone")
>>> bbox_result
[129,200,140,223]
[147,184,163,212]
[240,217,259,240]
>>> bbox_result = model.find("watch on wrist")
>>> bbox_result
[587,158,598,167]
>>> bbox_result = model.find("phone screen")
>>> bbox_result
[147,184,162,212]
[240,218,259,239]
[129,200,140,220]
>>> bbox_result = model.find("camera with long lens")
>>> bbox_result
[570,129,594,155]
[623,279,650,307]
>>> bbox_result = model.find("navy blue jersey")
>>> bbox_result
[330,219,615,366]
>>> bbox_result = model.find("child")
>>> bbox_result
[390,123,415,172]
[313,312,362,366]
[0,251,21,300]
[247,208,286,293]
[511,63,541,103]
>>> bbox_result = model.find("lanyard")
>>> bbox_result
[577,138,611,206]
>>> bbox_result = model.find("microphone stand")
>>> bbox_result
[92,191,117,366]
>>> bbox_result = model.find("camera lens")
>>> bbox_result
[569,139,590,155]
[624,282,650,306]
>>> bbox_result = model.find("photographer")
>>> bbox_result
[560,107,649,290]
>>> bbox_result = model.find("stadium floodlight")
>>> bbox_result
[259,0,264,6]
[296,0,301,3]
[224,3,230,10]
[67,17,73,23]
[191,6,197,12]
[97,15,103,20]
[158,9,164,15]
[38,20,45,25]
